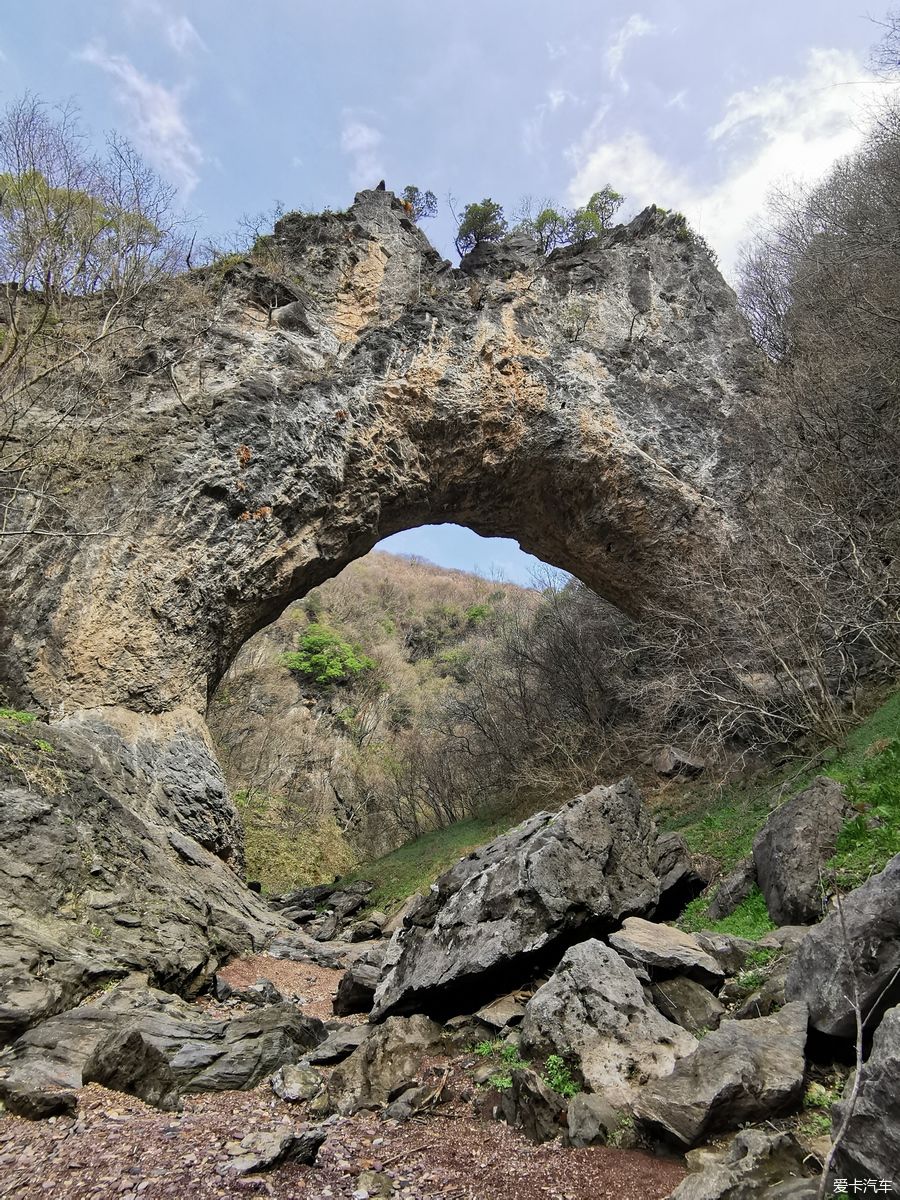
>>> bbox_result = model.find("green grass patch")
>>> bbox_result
[679,886,775,939]
[342,812,517,912]
[827,735,900,890]
[656,781,776,870]
[0,707,37,726]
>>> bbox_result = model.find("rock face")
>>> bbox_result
[520,939,696,1106]
[0,188,774,1033]
[371,781,660,1019]
[634,1001,808,1146]
[752,777,848,924]
[0,721,279,1046]
[831,1004,900,1189]
[495,1068,568,1144]
[0,980,326,1118]
[785,853,900,1038]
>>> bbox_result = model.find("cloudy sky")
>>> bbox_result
[2,1,893,583]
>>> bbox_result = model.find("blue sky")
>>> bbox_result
[2,2,894,584]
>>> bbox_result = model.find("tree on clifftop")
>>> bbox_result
[454,198,507,256]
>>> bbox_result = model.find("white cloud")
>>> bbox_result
[79,42,204,194]
[567,48,893,279]
[666,89,688,111]
[123,2,206,57]
[340,118,384,187]
[165,15,206,57]
[523,88,578,154]
[605,14,655,91]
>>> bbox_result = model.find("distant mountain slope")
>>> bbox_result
[208,552,540,890]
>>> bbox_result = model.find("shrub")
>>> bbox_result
[281,623,376,685]
[543,1054,578,1097]
[455,198,507,256]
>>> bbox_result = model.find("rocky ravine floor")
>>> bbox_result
[0,955,686,1200]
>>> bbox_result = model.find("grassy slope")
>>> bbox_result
[347,689,900,931]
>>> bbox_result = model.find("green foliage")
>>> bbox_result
[829,736,900,888]
[744,946,778,968]
[543,1054,578,1097]
[402,185,437,222]
[281,623,376,685]
[0,707,36,725]
[474,1039,497,1057]
[234,788,355,894]
[455,198,507,255]
[569,186,624,244]
[679,886,776,939]
[465,603,493,627]
[488,1071,514,1090]
[32,738,54,754]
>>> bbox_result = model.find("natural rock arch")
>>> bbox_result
[0,191,777,1031]
[3,189,770,727]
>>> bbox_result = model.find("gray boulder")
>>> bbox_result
[270,1062,323,1102]
[475,994,527,1031]
[371,780,660,1020]
[653,746,705,778]
[785,853,900,1038]
[567,1092,621,1147]
[634,1001,808,1146]
[609,917,724,989]
[694,932,755,975]
[333,945,387,1016]
[224,1125,327,1174]
[306,1023,371,1064]
[671,1129,817,1198]
[325,1014,446,1115]
[708,859,757,921]
[0,981,326,1118]
[651,976,725,1035]
[753,777,848,924]
[520,939,696,1107]
[831,1004,900,1190]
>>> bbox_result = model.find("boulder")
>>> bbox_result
[520,939,696,1107]
[785,853,900,1039]
[333,945,387,1016]
[830,1004,900,1190]
[475,994,527,1031]
[694,932,755,975]
[566,1092,621,1147]
[609,917,724,989]
[494,1068,568,1144]
[344,920,383,943]
[0,981,327,1118]
[371,780,660,1020]
[653,832,711,919]
[325,1015,446,1115]
[634,1001,809,1146]
[753,777,848,924]
[708,859,757,921]
[270,1062,323,1102]
[650,976,725,1035]
[306,1024,371,1064]
[653,746,705,778]
[671,1129,817,1198]
[225,1125,327,1174]
[82,1028,181,1111]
